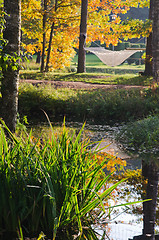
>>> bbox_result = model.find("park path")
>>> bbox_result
[20,79,147,90]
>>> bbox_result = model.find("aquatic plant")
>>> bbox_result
[0,119,144,240]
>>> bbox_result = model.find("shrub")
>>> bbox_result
[18,84,159,124]
[116,115,159,154]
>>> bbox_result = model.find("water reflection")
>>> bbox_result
[30,121,141,169]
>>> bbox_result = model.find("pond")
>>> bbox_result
[30,121,157,240]
[31,120,142,170]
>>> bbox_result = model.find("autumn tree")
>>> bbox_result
[22,0,80,72]
[1,0,21,132]
[21,0,42,56]
[21,0,150,73]
[77,0,150,73]
[45,0,58,72]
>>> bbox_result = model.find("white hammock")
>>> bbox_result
[85,47,142,67]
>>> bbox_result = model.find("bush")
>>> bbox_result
[116,115,159,154]
[18,84,159,124]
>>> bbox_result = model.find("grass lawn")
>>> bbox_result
[20,53,152,86]
[73,54,145,70]
[20,70,153,86]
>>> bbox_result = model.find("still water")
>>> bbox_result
[31,120,142,170]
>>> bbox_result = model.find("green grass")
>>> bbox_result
[20,51,150,85]
[20,71,153,86]
[20,53,146,80]
[16,83,159,124]
[8,53,157,125]
[73,54,145,74]
[73,54,145,69]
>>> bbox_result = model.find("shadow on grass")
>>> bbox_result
[18,85,158,124]
[20,72,153,86]
[114,75,153,86]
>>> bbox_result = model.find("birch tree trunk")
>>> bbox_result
[77,0,88,73]
[1,0,21,132]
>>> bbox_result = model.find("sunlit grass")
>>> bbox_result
[73,54,145,70]
[18,83,159,124]
[20,53,147,83]
[20,70,152,86]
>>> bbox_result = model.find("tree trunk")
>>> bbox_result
[1,0,21,132]
[132,158,158,240]
[152,0,159,82]
[143,33,152,76]
[143,161,158,240]
[143,0,153,76]
[36,51,41,64]
[45,0,58,72]
[41,0,47,72]
[77,0,88,73]
[142,3,159,235]
[45,22,55,72]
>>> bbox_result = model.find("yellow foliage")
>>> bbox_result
[92,151,126,174]
[21,0,150,70]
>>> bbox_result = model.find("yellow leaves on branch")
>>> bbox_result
[92,151,126,174]
[87,0,150,47]
[22,0,81,69]
[24,44,37,55]
[126,0,149,8]
[21,0,151,70]
[119,19,152,40]
[49,32,76,70]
